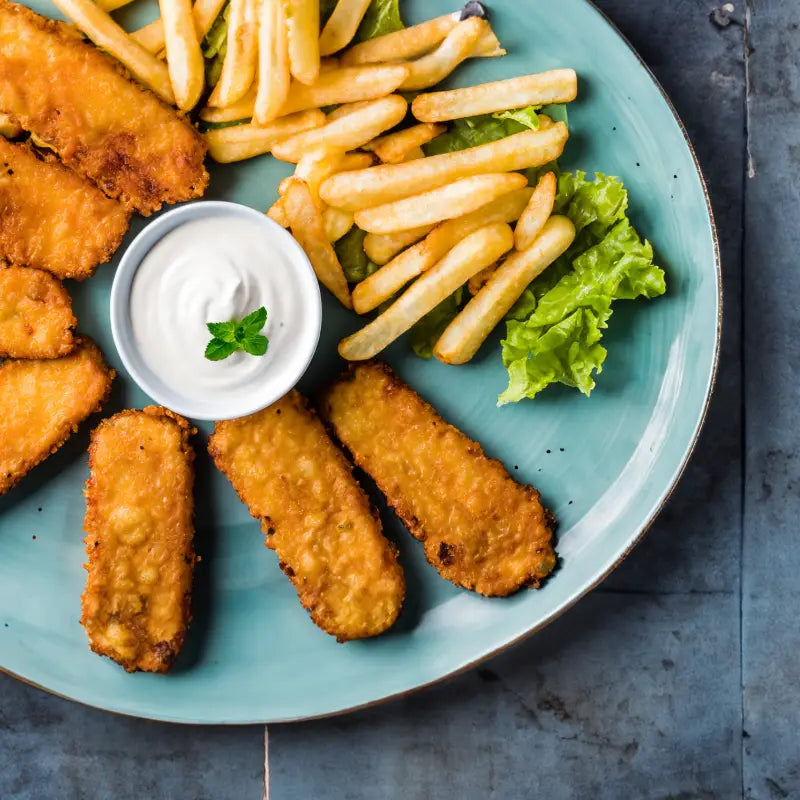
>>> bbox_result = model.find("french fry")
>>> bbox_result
[207,0,258,107]
[352,186,532,314]
[365,123,446,164]
[339,13,458,66]
[254,0,290,124]
[320,122,568,210]
[434,215,575,364]
[400,17,487,91]
[96,0,135,11]
[159,0,205,110]
[468,264,497,295]
[205,109,325,162]
[402,146,425,161]
[131,0,226,55]
[514,171,557,250]
[267,198,290,227]
[354,173,528,235]
[271,94,407,163]
[474,23,505,58]
[363,225,435,265]
[282,178,351,308]
[50,0,175,103]
[283,150,373,207]
[0,113,22,138]
[199,64,409,123]
[323,207,355,241]
[412,70,578,122]
[339,223,514,360]
[319,0,371,56]
[324,99,373,122]
[285,0,320,85]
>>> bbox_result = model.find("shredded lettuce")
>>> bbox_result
[498,173,665,404]
[335,228,379,284]
[409,287,466,359]
[355,0,404,41]
[202,1,230,87]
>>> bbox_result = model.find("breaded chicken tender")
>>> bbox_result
[321,362,557,596]
[0,336,113,494]
[81,408,196,673]
[0,1,209,215]
[0,265,75,358]
[208,392,405,641]
[0,137,130,280]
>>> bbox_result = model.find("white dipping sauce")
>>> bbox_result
[129,215,316,415]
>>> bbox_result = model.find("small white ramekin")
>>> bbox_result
[110,201,322,421]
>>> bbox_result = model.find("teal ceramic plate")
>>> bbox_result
[0,0,719,723]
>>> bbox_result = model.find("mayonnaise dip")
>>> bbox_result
[113,203,321,420]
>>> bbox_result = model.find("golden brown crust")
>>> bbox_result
[208,391,405,641]
[320,361,558,596]
[0,336,113,494]
[0,265,76,357]
[81,406,197,673]
[0,0,209,215]
[0,138,130,280]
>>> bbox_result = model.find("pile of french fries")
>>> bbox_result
[49,0,580,365]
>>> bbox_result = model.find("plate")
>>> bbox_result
[0,0,720,723]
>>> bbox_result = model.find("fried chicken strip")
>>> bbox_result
[0,266,75,358]
[0,138,130,280]
[0,336,113,494]
[0,0,209,215]
[321,362,557,596]
[208,392,405,641]
[81,408,196,673]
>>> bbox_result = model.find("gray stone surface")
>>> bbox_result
[4,1,800,799]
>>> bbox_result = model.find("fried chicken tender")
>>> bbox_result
[81,408,196,673]
[321,362,557,596]
[0,266,76,358]
[0,336,113,494]
[208,392,405,641]
[0,138,130,280]
[0,1,209,215]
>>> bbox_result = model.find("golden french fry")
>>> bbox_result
[434,215,575,364]
[282,178,351,308]
[352,186,532,314]
[402,146,425,161]
[324,100,373,122]
[412,70,578,122]
[267,198,290,227]
[354,173,528,235]
[363,225,434,265]
[323,206,355,241]
[285,0,320,85]
[271,94,407,163]
[132,0,226,54]
[159,0,204,110]
[515,171,557,250]
[50,0,175,103]
[468,264,497,295]
[254,0,290,124]
[319,0,371,56]
[96,0,135,11]
[340,223,514,360]
[321,122,568,210]
[340,13,458,66]
[280,150,374,208]
[205,109,325,162]
[400,17,486,91]
[207,0,258,107]
[0,113,22,138]
[474,23,505,58]
[199,63,409,123]
[365,123,446,164]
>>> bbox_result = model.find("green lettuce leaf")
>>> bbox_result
[355,0,404,42]
[202,1,230,87]
[335,228,379,283]
[424,105,543,156]
[409,287,466,359]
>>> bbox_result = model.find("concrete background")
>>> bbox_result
[2,0,798,797]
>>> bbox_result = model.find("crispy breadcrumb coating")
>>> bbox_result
[0,265,76,358]
[209,392,405,641]
[0,1,208,215]
[81,407,196,673]
[0,336,113,494]
[321,362,557,596]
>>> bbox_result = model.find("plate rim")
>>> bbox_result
[1,0,722,724]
